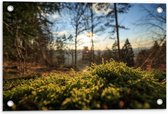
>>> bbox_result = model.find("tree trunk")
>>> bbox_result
[74,27,78,69]
[114,3,121,61]
[91,5,94,63]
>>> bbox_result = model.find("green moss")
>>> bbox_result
[3,61,166,110]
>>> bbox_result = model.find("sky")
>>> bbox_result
[50,3,166,50]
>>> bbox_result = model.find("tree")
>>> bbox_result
[86,3,106,64]
[102,48,113,62]
[150,40,166,70]
[137,4,166,44]
[135,4,166,70]
[104,3,131,60]
[67,3,88,69]
[87,3,95,64]
[145,4,165,35]
[111,40,118,60]
[51,33,73,67]
[95,50,102,64]
[114,3,120,60]
[159,41,166,65]
[150,41,161,68]
[121,39,134,67]
[3,2,60,73]
[136,40,166,71]
[136,49,149,69]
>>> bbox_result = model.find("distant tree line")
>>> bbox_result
[95,38,134,67]
[136,39,166,71]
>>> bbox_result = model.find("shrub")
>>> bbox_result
[3,61,166,110]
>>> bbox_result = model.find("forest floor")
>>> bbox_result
[77,60,90,72]
[3,61,90,80]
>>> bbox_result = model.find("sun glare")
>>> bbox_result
[86,32,93,37]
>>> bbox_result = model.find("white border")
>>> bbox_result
[0,0,3,113]
[1,0,168,3]
[0,0,167,114]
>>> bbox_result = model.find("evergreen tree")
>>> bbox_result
[136,40,166,71]
[159,41,166,65]
[136,49,149,68]
[150,40,166,70]
[150,41,160,68]
[150,41,160,53]
[3,2,60,64]
[111,40,118,60]
[121,39,134,67]
[104,3,131,60]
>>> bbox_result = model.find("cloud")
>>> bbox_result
[52,30,70,37]
[92,3,113,15]
[46,12,60,22]
[51,13,60,20]
[77,32,107,50]
[52,31,112,50]
[41,12,49,17]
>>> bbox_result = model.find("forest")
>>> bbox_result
[3,2,166,110]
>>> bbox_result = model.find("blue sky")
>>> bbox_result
[50,3,166,50]
[109,3,166,49]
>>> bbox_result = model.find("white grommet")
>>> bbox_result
[7,5,14,12]
[157,7,163,13]
[7,100,14,107]
[157,99,163,105]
